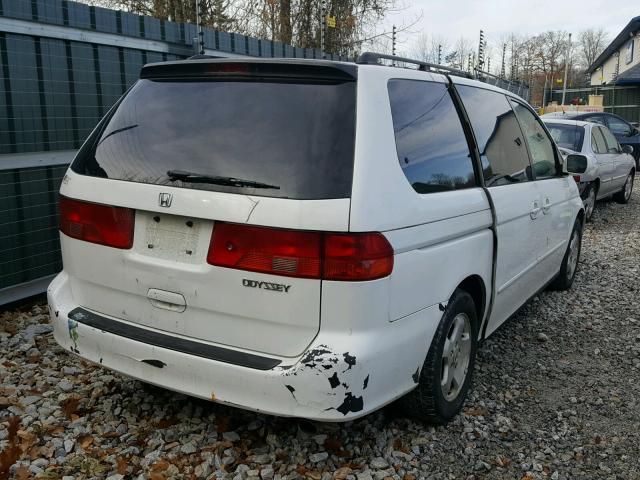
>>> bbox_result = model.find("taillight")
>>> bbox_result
[323,233,394,281]
[207,223,393,281]
[573,175,581,183]
[59,196,135,249]
[208,223,322,278]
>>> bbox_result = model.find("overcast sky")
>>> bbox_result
[382,1,638,54]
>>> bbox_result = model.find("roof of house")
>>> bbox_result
[614,62,640,85]
[587,16,640,74]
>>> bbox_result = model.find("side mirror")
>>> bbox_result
[622,144,634,155]
[565,154,588,174]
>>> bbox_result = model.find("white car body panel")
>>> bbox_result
[48,60,585,420]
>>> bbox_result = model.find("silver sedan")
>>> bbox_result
[543,119,636,222]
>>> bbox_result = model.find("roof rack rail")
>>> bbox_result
[356,52,473,79]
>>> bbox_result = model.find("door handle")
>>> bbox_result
[530,200,541,219]
[542,197,551,214]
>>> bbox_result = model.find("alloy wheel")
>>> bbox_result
[441,313,472,402]
[566,229,580,281]
[624,174,634,201]
[584,187,596,220]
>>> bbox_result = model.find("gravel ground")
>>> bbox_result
[2,181,640,480]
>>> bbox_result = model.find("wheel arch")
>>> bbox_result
[456,275,486,332]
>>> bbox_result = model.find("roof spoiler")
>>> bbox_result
[140,58,357,81]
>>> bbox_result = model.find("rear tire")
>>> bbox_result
[398,289,478,424]
[549,217,583,291]
[583,183,597,222]
[614,171,634,204]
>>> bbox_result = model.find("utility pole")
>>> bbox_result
[195,0,205,55]
[320,0,328,59]
[501,43,506,78]
[561,32,572,105]
[477,29,485,71]
[392,25,397,56]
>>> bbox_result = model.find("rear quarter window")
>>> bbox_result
[387,79,476,194]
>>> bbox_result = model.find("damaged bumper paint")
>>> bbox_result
[48,271,445,421]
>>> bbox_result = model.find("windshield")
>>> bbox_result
[71,78,357,200]
[545,123,585,152]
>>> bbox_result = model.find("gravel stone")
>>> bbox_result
[260,467,274,479]
[63,439,75,453]
[537,332,549,342]
[369,458,388,469]
[223,431,241,442]
[308,452,329,463]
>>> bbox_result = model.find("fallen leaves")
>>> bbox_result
[150,459,171,473]
[466,405,490,417]
[0,417,22,480]
[61,396,82,420]
[333,466,352,479]
[1,322,17,336]
[392,438,410,454]
[155,417,179,429]
[116,456,128,475]
[77,434,94,450]
[13,465,29,480]
[324,438,349,457]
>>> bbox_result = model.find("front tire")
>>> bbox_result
[398,289,478,424]
[549,217,583,291]
[614,171,634,204]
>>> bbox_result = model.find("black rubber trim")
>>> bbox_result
[68,307,281,370]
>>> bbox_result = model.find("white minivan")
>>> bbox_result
[48,54,585,423]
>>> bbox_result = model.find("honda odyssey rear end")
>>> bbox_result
[51,56,573,423]
[48,59,408,420]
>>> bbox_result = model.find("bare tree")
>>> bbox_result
[445,36,472,70]
[411,33,449,64]
[577,28,608,69]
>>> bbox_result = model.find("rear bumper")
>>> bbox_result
[47,271,443,421]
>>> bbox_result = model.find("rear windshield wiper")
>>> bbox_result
[166,170,280,190]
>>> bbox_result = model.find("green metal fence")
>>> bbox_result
[548,85,640,125]
[0,0,345,304]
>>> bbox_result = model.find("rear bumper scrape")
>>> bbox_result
[277,346,366,416]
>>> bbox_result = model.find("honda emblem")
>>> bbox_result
[158,193,172,208]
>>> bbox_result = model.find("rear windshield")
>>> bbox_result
[545,122,585,152]
[71,78,356,200]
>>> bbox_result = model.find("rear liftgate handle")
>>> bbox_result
[147,288,187,313]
